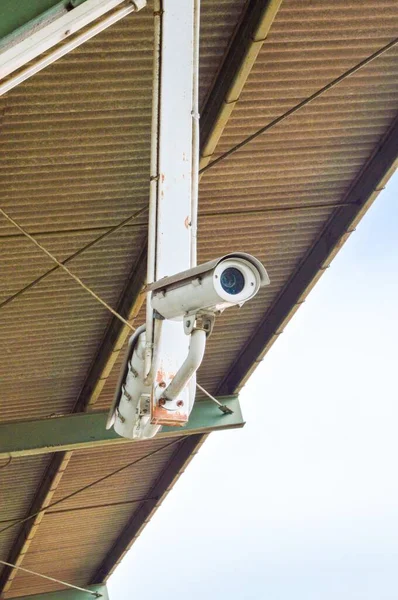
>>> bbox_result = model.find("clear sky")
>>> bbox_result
[109,171,398,600]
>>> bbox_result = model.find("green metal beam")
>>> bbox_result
[0,1,69,42]
[9,584,108,600]
[0,396,244,459]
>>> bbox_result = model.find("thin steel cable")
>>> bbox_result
[0,559,101,597]
[0,206,148,312]
[0,437,182,538]
[199,36,398,174]
[0,496,161,525]
[46,495,160,516]
[1,200,347,313]
[0,207,135,332]
[196,383,234,415]
[196,383,224,408]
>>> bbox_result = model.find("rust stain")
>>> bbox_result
[184,216,190,229]
[151,404,188,427]
[156,369,177,384]
[156,368,166,384]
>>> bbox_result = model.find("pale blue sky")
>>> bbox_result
[109,172,398,599]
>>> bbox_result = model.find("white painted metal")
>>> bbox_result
[144,0,162,382]
[155,2,194,275]
[109,0,202,434]
[162,329,206,406]
[150,0,196,426]
[150,254,270,320]
[107,326,160,439]
[190,0,201,268]
[148,252,270,292]
[0,0,146,97]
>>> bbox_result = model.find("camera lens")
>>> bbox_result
[220,267,245,295]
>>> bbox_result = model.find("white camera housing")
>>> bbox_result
[148,252,270,321]
[106,325,161,439]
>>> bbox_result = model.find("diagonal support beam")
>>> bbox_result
[217,116,398,395]
[200,0,282,169]
[90,434,205,582]
[0,397,243,459]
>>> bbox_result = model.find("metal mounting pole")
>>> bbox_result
[148,0,200,426]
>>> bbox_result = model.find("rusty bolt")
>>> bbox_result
[158,381,166,388]
[177,400,184,407]
[159,398,166,406]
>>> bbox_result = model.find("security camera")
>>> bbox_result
[108,253,269,438]
[147,252,270,321]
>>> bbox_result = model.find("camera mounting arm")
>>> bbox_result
[158,327,207,405]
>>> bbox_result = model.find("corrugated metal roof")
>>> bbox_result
[6,506,135,597]
[0,456,51,523]
[0,0,250,420]
[94,0,398,404]
[5,440,182,598]
[196,0,398,394]
[0,6,153,425]
[199,0,247,107]
[1,0,398,596]
[0,455,52,581]
[0,230,146,421]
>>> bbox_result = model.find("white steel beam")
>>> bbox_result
[148,0,199,426]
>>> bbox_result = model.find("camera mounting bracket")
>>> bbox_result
[183,312,215,337]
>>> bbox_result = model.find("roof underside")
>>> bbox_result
[1,0,398,596]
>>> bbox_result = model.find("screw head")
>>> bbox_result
[177,400,184,407]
